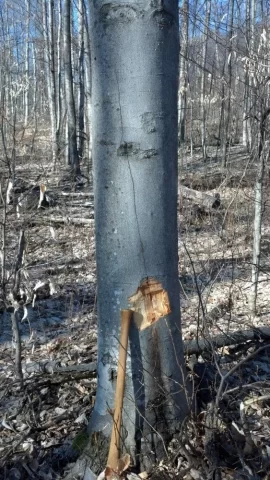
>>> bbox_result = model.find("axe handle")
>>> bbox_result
[107,309,132,470]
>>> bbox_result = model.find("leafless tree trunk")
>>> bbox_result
[43,0,60,164]
[84,1,92,178]
[77,0,85,161]
[243,0,256,149]
[24,0,30,127]
[56,0,62,137]
[178,0,189,144]
[222,0,234,167]
[201,0,211,161]
[250,108,270,317]
[11,230,26,386]
[64,2,190,475]
[63,0,80,174]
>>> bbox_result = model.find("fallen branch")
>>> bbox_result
[180,185,221,210]
[23,360,97,375]
[48,215,94,224]
[60,191,94,197]
[29,216,94,226]
[184,326,270,355]
[23,327,270,377]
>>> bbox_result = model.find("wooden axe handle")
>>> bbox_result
[107,309,132,470]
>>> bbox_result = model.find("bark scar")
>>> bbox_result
[128,277,171,330]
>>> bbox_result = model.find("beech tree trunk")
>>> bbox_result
[249,108,270,317]
[84,2,92,176]
[222,0,234,167]
[77,0,85,161]
[200,0,211,161]
[63,0,80,174]
[178,0,189,143]
[43,0,59,164]
[82,0,189,473]
[24,0,30,127]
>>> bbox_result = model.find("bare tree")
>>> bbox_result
[179,0,189,144]
[24,0,30,127]
[222,0,234,167]
[63,0,80,174]
[43,0,60,164]
[67,1,191,474]
[200,0,211,160]
[77,0,85,161]
[243,0,256,149]
[84,0,92,176]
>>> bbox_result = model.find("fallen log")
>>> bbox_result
[22,327,270,377]
[48,215,94,224]
[180,185,221,209]
[184,326,270,355]
[29,215,94,226]
[60,191,94,198]
[23,360,97,375]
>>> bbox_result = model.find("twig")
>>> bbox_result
[215,343,270,409]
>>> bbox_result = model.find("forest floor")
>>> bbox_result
[1,135,270,480]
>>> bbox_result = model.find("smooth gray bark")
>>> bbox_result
[24,0,30,127]
[178,0,189,143]
[43,0,59,164]
[84,2,92,176]
[243,0,256,149]
[250,108,270,317]
[78,0,85,161]
[200,0,210,161]
[56,0,62,136]
[222,0,234,167]
[63,0,80,173]
[86,0,189,471]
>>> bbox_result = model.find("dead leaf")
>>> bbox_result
[55,407,66,415]
[74,413,88,424]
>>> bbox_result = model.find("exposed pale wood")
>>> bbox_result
[129,278,171,330]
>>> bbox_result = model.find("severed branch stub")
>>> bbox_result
[128,277,171,331]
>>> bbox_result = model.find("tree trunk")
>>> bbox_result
[56,0,63,139]
[63,0,80,174]
[43,0,60,164]
[249,108,270,317]
[77,0,85,161]
[178,0,189,144]
[82,0,189,473]
[243,0,256,150]
[84,2,92,179]
[222,0,234,167]
[24,0,30,127]
[200,0,211,161]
